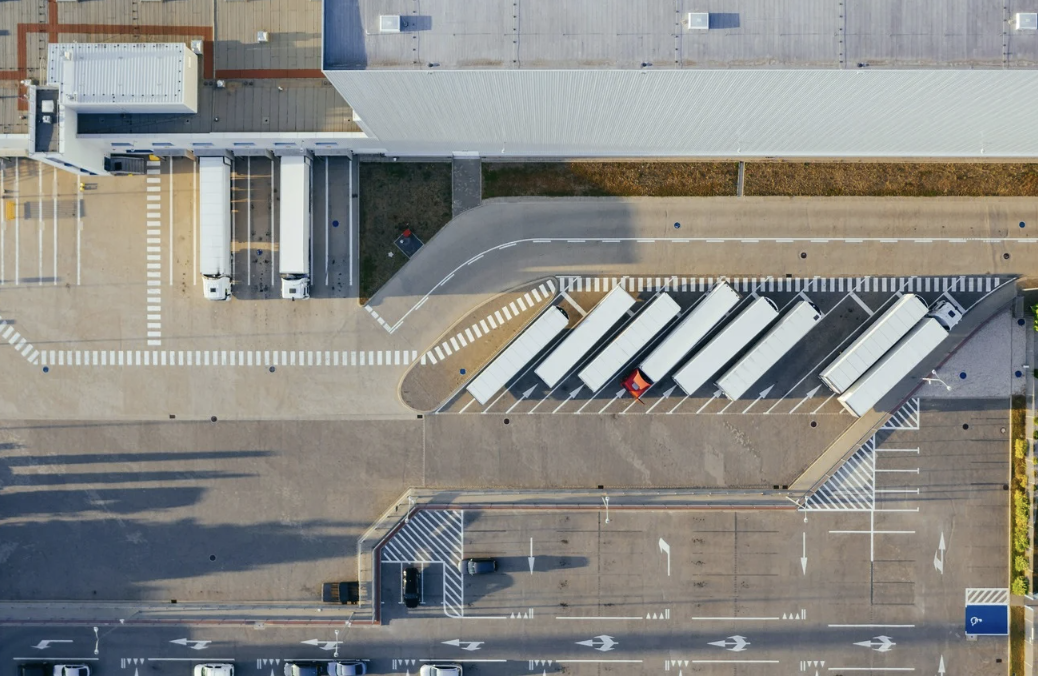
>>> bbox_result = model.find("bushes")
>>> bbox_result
[1010,397,1031,598]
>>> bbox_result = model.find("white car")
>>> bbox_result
[54,667,90,676]
[194,664,234,676]
[328,663,366,676]
[419,665,461,676]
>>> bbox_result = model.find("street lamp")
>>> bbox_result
[602,495,610,524]
[333,629,339,658]
[921,369,951,391]
[93,627,98,656]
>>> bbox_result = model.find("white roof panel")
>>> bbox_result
[717,300,822,400]
[578,293,681,392]
[639,282,740,383]
[535,286,635,388]
[838,317,948,417]
[198,158,232,277]
[672,297,779,397]
[820,294,928,393]
[467,307,569,405]
[279,156,312,274]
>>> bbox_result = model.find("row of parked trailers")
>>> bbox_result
[466,279,964,417]
[198,155,313,301]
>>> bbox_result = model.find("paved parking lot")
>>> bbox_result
[440,273,1010,418]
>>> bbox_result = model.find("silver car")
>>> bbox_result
[54,667,90,676]
[419,665,461,676]
[328,663,366,676]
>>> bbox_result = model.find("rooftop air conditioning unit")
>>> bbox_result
[41,115,52,124]
[41,100,54,114]
[687,12,709,30]
[379,15,402,33]
[257,31,270,43]
[190,39,204,55]
[1016,12,1038,29]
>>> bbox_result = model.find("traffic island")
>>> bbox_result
[398,277,563,412]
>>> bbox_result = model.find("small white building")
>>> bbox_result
[47,42,199,114]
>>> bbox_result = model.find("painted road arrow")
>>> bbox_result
[32,640,73,650]
[576,635,617,652]
[528,538,535,574]
[505,386,536,415]
[598,389,627,414]
[694,390,723,414]
[170,639,211,650]
[742,384,774,414]
[938,654,945,675]
[934,532,946,574]
[442,639,483,652]
[552,385,584,414]
[658,538,671,576]
[300,639,339,651]
[801,532,808,575]
[644,385,676,414]
[854,636,895,652]
[786,384,822,415]
[707,636,749,652]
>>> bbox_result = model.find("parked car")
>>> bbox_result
[328,662,366,676]
[284,663,324,676]
[194,665,234,676]
[18,663,50,676]
[54,666,90,676]
[402,566,421,608]
[419,665,461,676]
[463,558,498,575]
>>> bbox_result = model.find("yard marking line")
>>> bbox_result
[52,165,57,285]
[876,488,920,493]
[14,159,19,284]
[75,163,81,285]
[12,659,99,662]
[0,161,4,285]
[37,165,42,285]
[193,157,198,285]
[828,530,916,534]
[825,669,915,672]
[169,157,174,285]
[247,156,252,286]
[811,393,835,414]
[876,448,920,453]
[272,158,278,287]
[691,661,779,665]
[560,289,586,316]
[556,661,643,665]
[849,290,873,315]
[325,157,330,286]
[556,616,643,620]
[457,399,475,414]
[875,468,920,473]
[690,616,780,621]
[147,659,235,663]
[827,624,916,628]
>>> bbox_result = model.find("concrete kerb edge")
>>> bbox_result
[394,276,561,413]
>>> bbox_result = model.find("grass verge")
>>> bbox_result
[1012,605,1025,675]
[358,162,452,304]
[744,162,1038,197]
[1011,395,1028,676]
[482,162,739,198]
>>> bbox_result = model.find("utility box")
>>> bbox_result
[379,15,402,33]
[1017,12,1038,29]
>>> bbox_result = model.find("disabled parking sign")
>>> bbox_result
[964,587,1010,636]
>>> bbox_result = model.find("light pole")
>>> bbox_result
[921,369,951,391]
[405,495,416,524]
[602,495,610,524]
[333,629,339,658]
[93,627,99,656]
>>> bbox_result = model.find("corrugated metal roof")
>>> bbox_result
[467,306,569,405]
[820,294,928,394]
[324,69,1038,157]
[47,43,196,113]
[838,317,948,417]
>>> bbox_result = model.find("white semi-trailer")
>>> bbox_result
[198,156,232,301]
[716,300,822,400]
[578,293,681,393]
[466,306,570,406]
[838,300,962,417]
[820,294,928,394]
[623,282,740,397]
[672,296,779,397]
[279,155,313,299]
[535,285,635,388]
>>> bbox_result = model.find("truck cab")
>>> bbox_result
[281,275,310,299]
[203,276,231,301]
[929,299,962,330]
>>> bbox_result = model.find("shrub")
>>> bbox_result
[1013,577,1029,596]
[1017,555,1031,572]
[1017,439,1029,459]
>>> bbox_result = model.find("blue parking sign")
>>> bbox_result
[965,604,1009,635]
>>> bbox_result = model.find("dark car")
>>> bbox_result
[284,663,324,676]
[464,558,498,575]
[403,566,421,608]
[19,664,51,676]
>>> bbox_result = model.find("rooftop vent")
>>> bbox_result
[379,15,402,33]
[190,39,204,55]
[257,31,270,43]
[41,100,55,114]
[687,12,709,30]
[1016,12,1038,29]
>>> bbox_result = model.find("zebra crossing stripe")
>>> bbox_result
[882,398,921,431]
[804,437,876,512]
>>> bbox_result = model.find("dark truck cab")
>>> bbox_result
[322,581,359,605]
[20,664,51,676]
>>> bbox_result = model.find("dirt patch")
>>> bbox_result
[358,161,452,303]
[482,162,739,198]
[745,162,1038,197]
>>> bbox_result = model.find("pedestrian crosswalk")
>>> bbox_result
[881,398,921,431]
[380,509,465,618]
[561,275,1005,295]
[35,348,418,368]
[803,437,876,511]
[421,279,556,366]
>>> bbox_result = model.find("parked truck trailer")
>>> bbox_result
[623,282,740,397]
[672,296,779,397]
[820,294,928,394]
[198,157,232,301]
[466,306,570,406]
[837,300,962,417]
[279,155,313,299]
[535,285,635,388]
[716,300,822,401]
[578,293,681,393]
